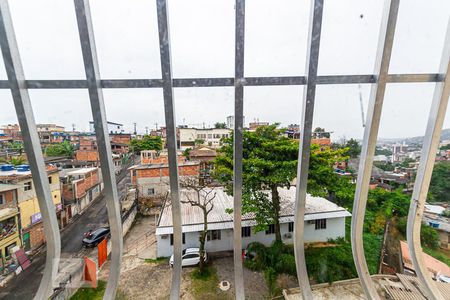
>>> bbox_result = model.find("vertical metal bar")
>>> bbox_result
[293,0,324,299]
[73,1,123,299]
[351,0,399,299]
[156,1,182,299]
[0,1,61,299]
[406,18,450,300]
[234,0,245,299]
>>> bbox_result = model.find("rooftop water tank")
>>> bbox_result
[16,164,30,172]
[0,164,14,171]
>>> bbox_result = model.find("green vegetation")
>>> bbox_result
[189,266,228,300]
[344,138,361,158]
[6,156,26,166]
[130,135,163,154]
[244,235,382,286]
[144,257,167,264]
[214,122,227,129]
[375,148,393,156]
[6,141,23,152]
[428,161,450,203]
[45,141,74,157]
[397,218,441,250]
[215,124,348,241]
[70,281,126,300]
[374,161,395,172]
[423,247,450,267]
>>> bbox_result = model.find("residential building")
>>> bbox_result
[0,164,62,251]
[0,184,21,267]
[188,146,217,184]
[89,121,124,134]
[0,124,21,139]
[129,159,200,198]
[110,133,132,145]
[226,115,245,130]
[36,124,65,133]
[60,167,102,219]
[248,120,269,131]
[156,187,351,257]
[423,203,450,249]
[178,127,231,150]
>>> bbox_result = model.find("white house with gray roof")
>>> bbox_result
[156,187,351,257]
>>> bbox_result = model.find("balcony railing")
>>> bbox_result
[0,0,448,299]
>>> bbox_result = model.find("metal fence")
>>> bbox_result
[0,0,448,299]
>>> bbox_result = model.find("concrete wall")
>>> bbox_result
[156,217,347,257]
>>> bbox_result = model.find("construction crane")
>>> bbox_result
[358,84,365,128]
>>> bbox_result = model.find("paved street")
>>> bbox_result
[0,163,131,300]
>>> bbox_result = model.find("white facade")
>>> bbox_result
[179,127,231,150]
[156,187,351,257]
[156,217,346,257]
[89,121,123,134]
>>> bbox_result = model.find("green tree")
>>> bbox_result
[214,122,226,129]
[130,135,163,154]
[344,138,361,158]
[45,141,74,157]
[8,156,26,166]
[428,161,450,203]
[6,141,23,153]
[194,139,205,146]
[214,124,347,241]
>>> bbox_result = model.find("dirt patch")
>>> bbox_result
[213,257,269,300]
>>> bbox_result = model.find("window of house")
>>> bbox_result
[241,226,251,237]
[48,176,52,184]
[132,170,137,177]
[148,188,155,195]
[5,242,16,257]
[24,182,32,191]
[288,222,294,232]
[170,233,185,245]
[265,224,275,235]
[207,230,221,241]
[208,134,212,139]
[315,219,327,230]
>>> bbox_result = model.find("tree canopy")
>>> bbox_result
[214,124,348,240]
[130,135,163,153]
[214,122,226,129]
[344,138,361,158]
[45,141,74,157]
[428,161,450,203]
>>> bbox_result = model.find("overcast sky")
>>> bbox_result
[0,0,449,141]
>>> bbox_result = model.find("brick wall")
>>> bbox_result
[136,164,199,179]
[28,222,45,250]
[75,150,99,162]
[0,190,15,209]
[110,134,131,144]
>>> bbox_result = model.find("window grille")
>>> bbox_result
[0,0,447,299]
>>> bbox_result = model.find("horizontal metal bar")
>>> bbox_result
[0,73,444,90]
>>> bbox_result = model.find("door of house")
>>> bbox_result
[23,232,31,251]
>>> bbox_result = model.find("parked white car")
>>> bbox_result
[169,248,208,267]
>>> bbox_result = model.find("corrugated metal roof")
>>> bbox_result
[156,187,351,235]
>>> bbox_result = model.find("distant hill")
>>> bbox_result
[378,128,450,145]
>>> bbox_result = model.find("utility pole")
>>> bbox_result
[145,126,149,135]
[133,122,137,135]
[72,123,76,132]
[154,122,158,131]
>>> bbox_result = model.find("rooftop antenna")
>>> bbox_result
[358,84,365,128]
[145,126,149,135]
[72,123,76,132]
[133,122,137,135]
[154,122,158,130]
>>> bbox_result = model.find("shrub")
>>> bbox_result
[421,226,440,250]
[264,267,278,295]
